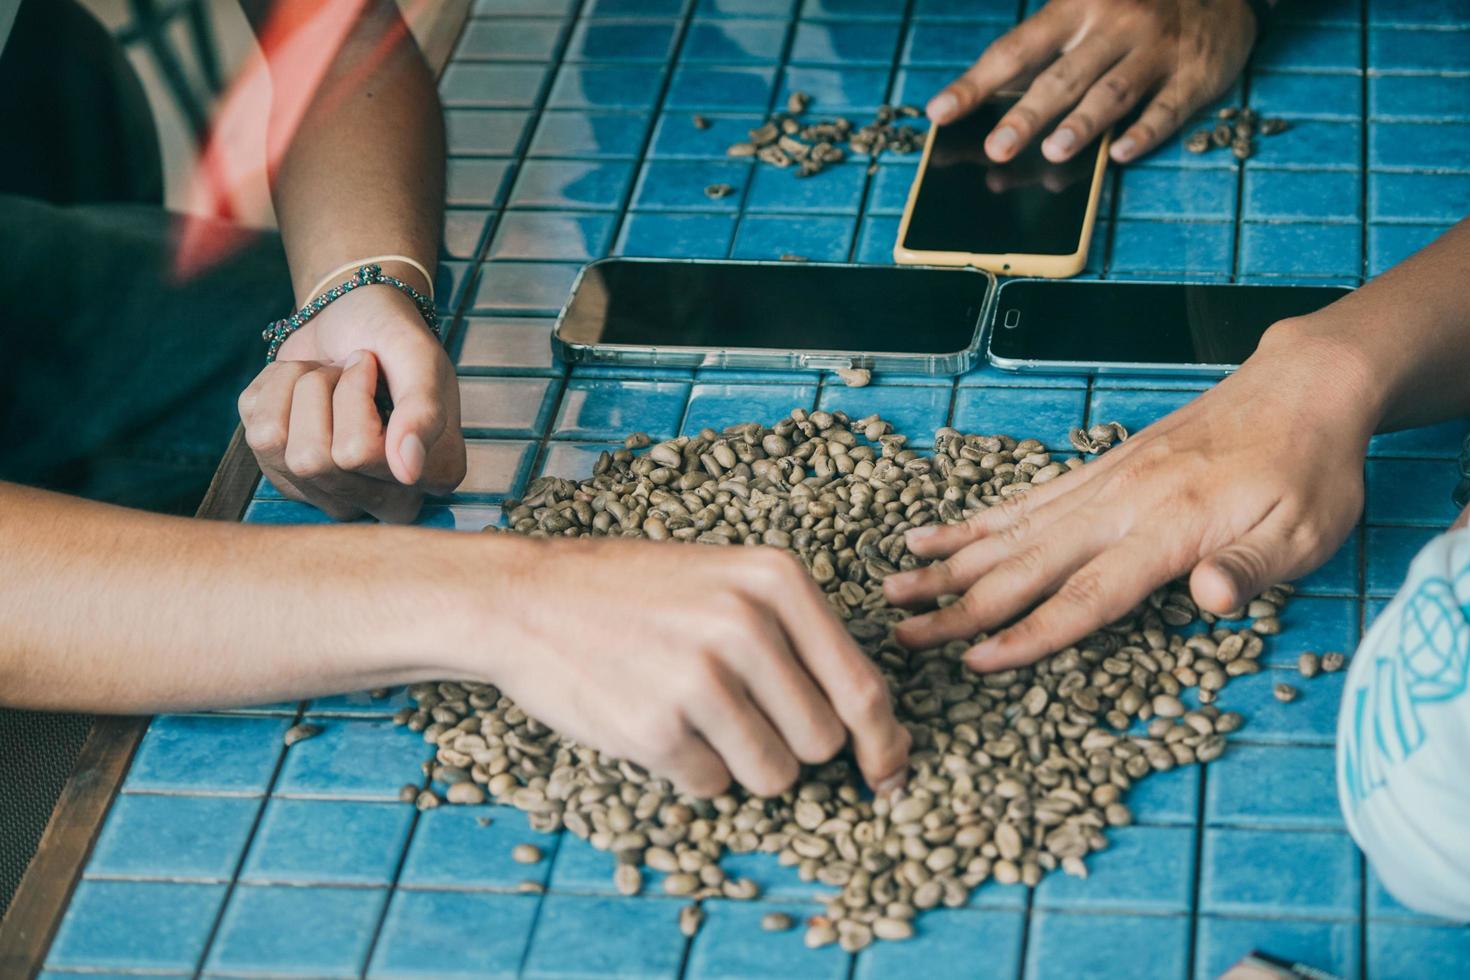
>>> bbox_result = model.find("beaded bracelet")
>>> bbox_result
[262,263,440,362]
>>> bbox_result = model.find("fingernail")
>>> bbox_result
[1046,128,1077,156]
[927,91,957,122]
[963,637,999,670]
[399,433,425,478]
[989,126,1019,157]
[905,525,939,545]
[344,350,366,370]
[875,770,908,797]
[1111,136,1135,161]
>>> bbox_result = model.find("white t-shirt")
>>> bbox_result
[1337,526,1470,920]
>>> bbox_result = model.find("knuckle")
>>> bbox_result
[285,444,335,481]
[847,669,892,719]
[1056,567,1107,612]
[331,435,378,473]
[1063,110,1097,138]
[1004,103,1040,134]
[1099,74,1134,106]
[245,421,287,456]
[1005,544,1048,581]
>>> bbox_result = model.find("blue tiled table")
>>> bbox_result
[41,1,1470,977]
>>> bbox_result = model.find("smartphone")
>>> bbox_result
[553,257,997,374]
[894,95,1110,278]
[986,279,1352,375]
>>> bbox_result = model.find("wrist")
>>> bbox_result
[1253,313,1390,442]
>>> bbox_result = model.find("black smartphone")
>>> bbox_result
[553,258,997,373]
[986,279,1352,375]
[894,95,1110,277]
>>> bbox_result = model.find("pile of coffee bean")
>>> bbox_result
[1185,106,1289,161]
[723,92,925,177]
[392,410,1300,950]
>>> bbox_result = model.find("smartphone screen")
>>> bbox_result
[988,280,1351,368]
[902,98,1106,256]
[558,260,991,355]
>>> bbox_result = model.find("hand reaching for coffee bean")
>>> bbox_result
[475,535,911,798]
[927,0,1259,164]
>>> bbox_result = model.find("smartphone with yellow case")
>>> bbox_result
[893,95,1110,278]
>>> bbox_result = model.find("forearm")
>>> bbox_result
[268,1,445,300]
[1264,217,1470,435]
[0,483,497,713]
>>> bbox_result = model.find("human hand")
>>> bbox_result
[238,285,466,522]
[883,319,1378,672]
[471,536,911,798]
[927,0,1258,165]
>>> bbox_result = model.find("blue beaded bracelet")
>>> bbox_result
[262,263,440,362]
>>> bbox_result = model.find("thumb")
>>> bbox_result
[1190,514,1300,616]
[379,339,450,486]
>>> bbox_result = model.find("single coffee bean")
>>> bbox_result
[1321,651,1346,672]
[678,903,704,938]
[512,843,543,865]
[283,723,323,747]
[761,911,794,932]
[1298,651,1321,678]
[1273,683,1299,703]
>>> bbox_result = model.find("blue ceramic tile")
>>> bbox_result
[1194,916,1359,980]
[697,0,796,15]
[903,20,1007,66]
[666,65,779,109]
[368,890,538,979]
[1254,25,1361,71]
[445,109,532,155]
[1370,122,1470,172]
[618,211,739,257]
[1255,595,1359,668]
[1366,525,1440,596]
[1224,669,1346,746]
[685,900,847,980]
[1125,760,1202,826]
[1367,458,1463,526]
[1243,168,1361,222]
[682,19,789,62]
[458,18,564,61]
[548,65,666,109]
[853,909,1025,980]
[1276,0,1361,25]
[554,379,692,440]
[682,383,818,433]
[447,158,516,206]
[957,360,1091,388]
[745,162,868,213]
[855,214,901,262]
[401,805,558,889]
[588,0,687,13]
[1370,417,1470,459]
[472,0,573,12]
[528,110,651,158]
[805,0,910,17]
[458,376,559,438]
[892,66,962,107]
[711,850,839,900]
[125,715,288,794]
[1200,828,1359,917]
[471,262,577,318]
[1293,530,1359,597]
[411,504,504,531]
[1135,122,1244,171]
[243,499,340,525]
[913,0,1019,19]
[443,209,494,260]
[1243,120,1362,170]
[436,259,476,313]
[868,163,917,214]
[1368,222,1453,276]
[1370,74,1470,122]
[650,111,764,157]
[1366,866,1462,921]
[817,384,952,444]
[731,214,857,261]
[1108,221,1233,275]
[508,159,635,209]
[1370,27,1470,73]
[1086,387,1199,435]
[205,884,385,977]
[38,973,178,980]
[1115,166,1237,222]
[273,719,433,800]
[1034,826,1196,913]
[634,160,753,211]
[88,793,259,880]
[566,19,679,62]
[440,64,548,109]
[1368,921,1470,980]
[47,880,225,972]
[305,688,414,717]
[1367,0,1466,26]
[1024,912,1190,980]
[545,831,673,894]
[1205,744,1343,831]
[1240,222,1362,277]
[1370,172,1470,223]
[949,387,1086,450]
[239,799,413,885]
[455,439,537,498]
[1248,70,1362,120]
[489,211,616,261]
[777,66,892,112]
[455,315,558,375]
[789,21,901,64]
[521,894,686,979]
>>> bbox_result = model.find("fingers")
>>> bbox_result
[1044,50,1160,162]
[963,538,1167,671]
[748,551,911,791]
[1190,503,1307,615]
[652,725,732,799]
[331,351,396,483]
[731,612,847,768]
[1110,75,1197,163]
[240,360,316,503]
[686,657,800,798]
[926,8,1068,126]
[987,34,1127,163]
[284,366,366,522]
[378,334,460,489]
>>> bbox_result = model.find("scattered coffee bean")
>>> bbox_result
[476,815,494,828]
[722,95,922,178]
[692,114,710,130]
[398,783,418,804]
[615,863,643,896]
[1274,682,1299,703]
[779,253,809,262]
[415,790,440,812]
[1321,651,1346,673]
[283,722,322,747]
[1188,106,1287,161]
[1185,130,1212,154]
[517,880,545,894]
[761,911,794,932]
[447,782,486,805]
[704,183,735,199]
[512,843,543,865]
[835,366,871,388]
[1298,652,1321,678]
[678,903,704,937]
